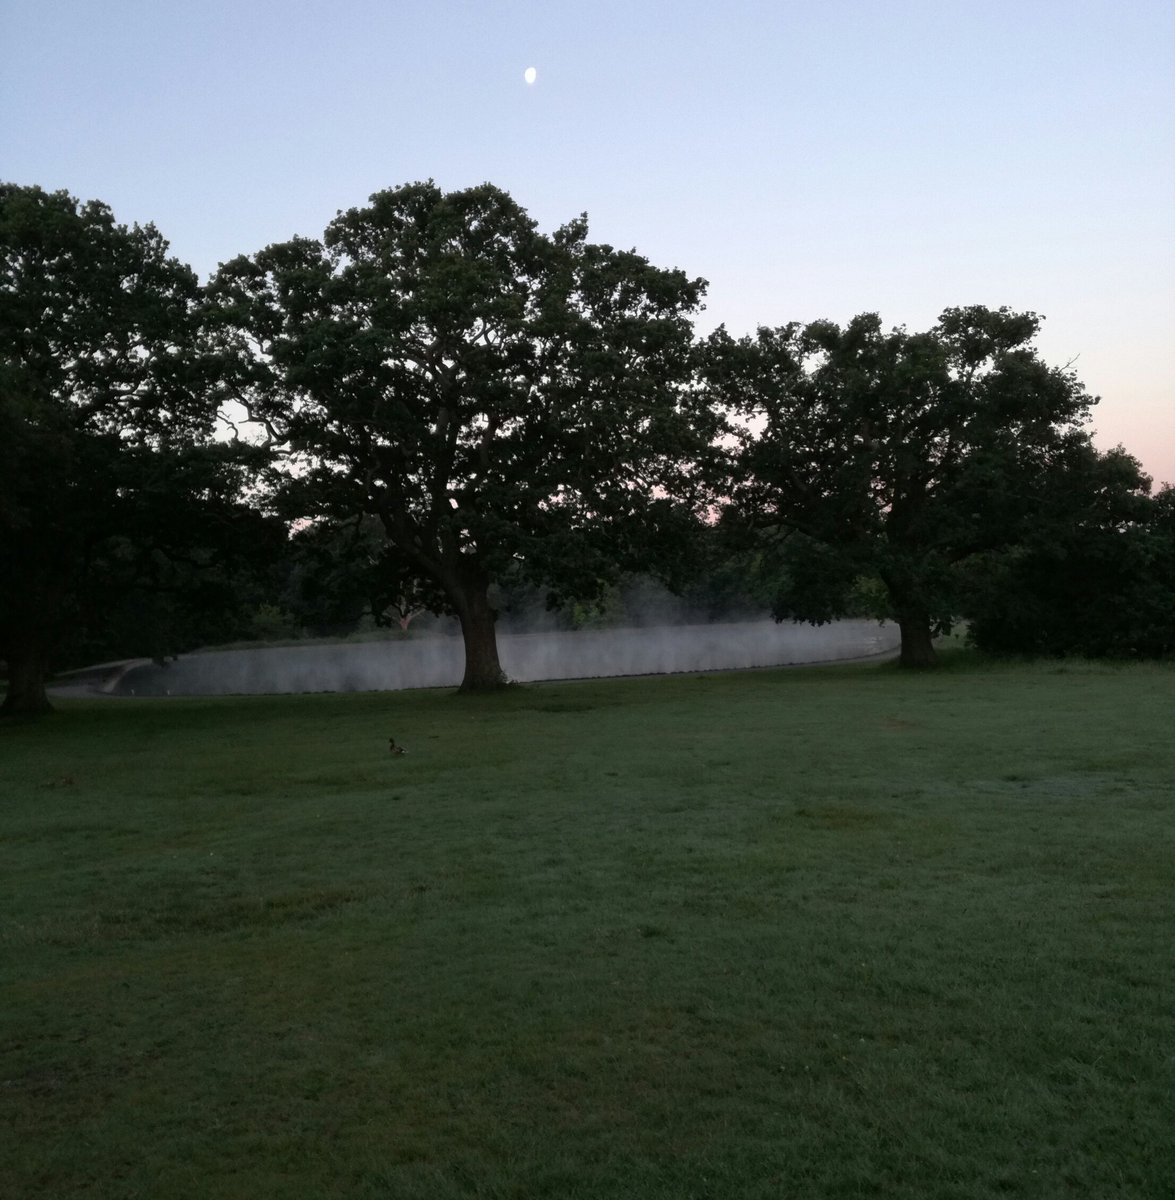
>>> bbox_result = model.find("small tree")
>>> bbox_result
[209,182,716,691]
[703,306,1102,667]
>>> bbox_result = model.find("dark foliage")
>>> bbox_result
[703,306,1105,667]
[0,184,268,713]
[967,466,1175,659]
[208,181,718,690]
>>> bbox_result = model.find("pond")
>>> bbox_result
[106,619,899,697]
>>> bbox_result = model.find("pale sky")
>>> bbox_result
[3,0,1173,485]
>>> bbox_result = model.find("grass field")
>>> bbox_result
[3,652,1174,1198]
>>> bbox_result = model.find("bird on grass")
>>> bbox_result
[389,738,407,755]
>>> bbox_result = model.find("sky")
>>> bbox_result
[3,0,1173,485]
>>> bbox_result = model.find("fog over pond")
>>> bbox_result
[107,620,899,697]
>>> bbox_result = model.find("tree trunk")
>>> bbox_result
[0,638,54,717]
[453,578,508,693]
[879,567,939,670]
[897,612,937,669]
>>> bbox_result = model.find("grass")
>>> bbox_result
[2,652,1174,1198]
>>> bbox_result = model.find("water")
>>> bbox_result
[108,619,899,697]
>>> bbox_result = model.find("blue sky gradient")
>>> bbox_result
[3,0,1172,482]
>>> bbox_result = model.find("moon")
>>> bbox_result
[524,66,537,85]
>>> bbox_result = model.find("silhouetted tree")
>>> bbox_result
[703,306,1103,666]
[966,456,1174,658]
[0,184,260,715]
[208,182,715,691]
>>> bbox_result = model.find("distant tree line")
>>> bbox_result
[3,181,1173,715]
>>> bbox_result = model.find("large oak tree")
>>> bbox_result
[209,182,715,690]
[703,306,1104,667]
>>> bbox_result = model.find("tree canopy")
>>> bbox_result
[5,180,1170,716]
[703,306,1116,666]
[0,184,263,714]
[208,181,717,690]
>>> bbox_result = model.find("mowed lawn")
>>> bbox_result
[2,654,1173,1199]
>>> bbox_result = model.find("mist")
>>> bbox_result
[108,620,899,697]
